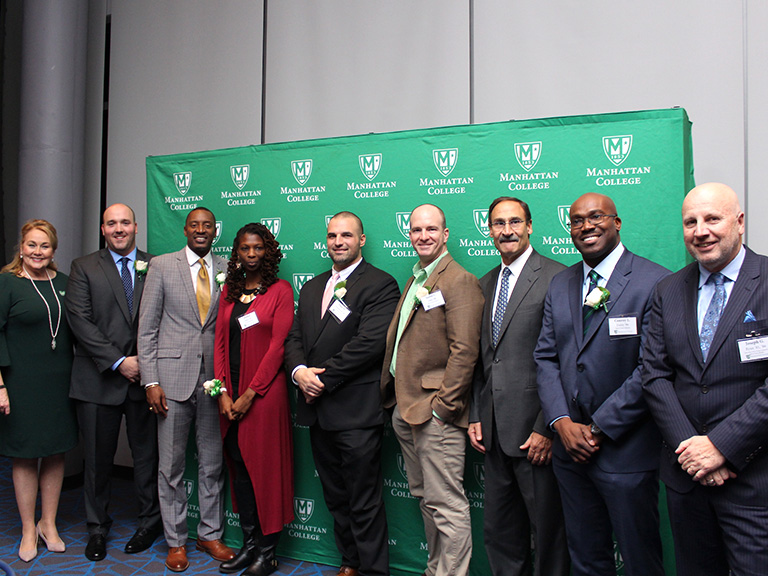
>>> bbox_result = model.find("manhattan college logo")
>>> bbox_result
[396,212,411,239]
[473,209,489,238]
[292,273,314,297]
[292,159,313,186]
[183,479,195,500]
[603,135,633,166]
[514,142,542,172]
[397,453,408,481]
[260,217,281,239]
[294,498,314,524]
[213,221,223,245]
[173,172,191,195]
[557,205,571,234]
[359,153,382,181]
[433,148,458,177]
[325,214,334,228]
[230,165,249,190]
[474,462,485,490]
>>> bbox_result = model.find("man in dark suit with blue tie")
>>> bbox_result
[285,211,400,576]
[66,204,161,561]
[642,182,768,576]
[534,192,668,576]
[469,196,569,576]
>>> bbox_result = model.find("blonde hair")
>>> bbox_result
[1,219,59,276]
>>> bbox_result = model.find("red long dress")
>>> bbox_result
[214,279,295,534]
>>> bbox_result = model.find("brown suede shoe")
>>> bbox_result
[195,538,235,561]
[165,546,189,572]
[337,567,359,576]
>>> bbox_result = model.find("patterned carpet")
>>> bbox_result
[0,458,338,576]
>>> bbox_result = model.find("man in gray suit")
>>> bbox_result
[469,196,569,576]
[138,207,234,572]
[66,203,161,561]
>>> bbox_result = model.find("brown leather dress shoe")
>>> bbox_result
[195,538,235,561]
[337,567,359,576]
[165,546,189,572]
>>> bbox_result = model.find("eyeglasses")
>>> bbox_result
[491,219,528,230]
[569,214,617,229]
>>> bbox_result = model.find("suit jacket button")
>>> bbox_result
[577,364,584,372]
[493,358,500,364]
[197,353,202,358]
[702,386,709,394]
[702,424,708,433]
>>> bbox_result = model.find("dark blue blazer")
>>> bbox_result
[535,248,670,473]
[642,247,768,502]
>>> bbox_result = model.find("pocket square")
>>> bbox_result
[744,309,757,323]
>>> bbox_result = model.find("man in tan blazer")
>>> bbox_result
[381,204,484,576]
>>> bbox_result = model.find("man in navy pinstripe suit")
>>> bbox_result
[643,182,768,576]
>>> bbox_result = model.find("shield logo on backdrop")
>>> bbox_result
[292,159,313,186]
[473,209,490,238]
[514,142,542,172]
[173,172,191,195]
[397,453,408,481]
[260,217,281,239]
[325,214,334,228]
[359,154,382,181]
[294,498,315,524]
[230,165,249,190]
[557,205,571,234]
[292,273,314,297]
[474,463,485,490]
[396,212,411,239]
[183,479,195,500]
[213,221,223,245]
[433,148,458,177]
[603,135,633,166]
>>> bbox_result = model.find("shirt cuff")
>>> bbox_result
[549,415,568,431]
[291,365,307,386]
[111,356,127,371]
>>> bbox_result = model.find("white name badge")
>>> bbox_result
[737,335,768,363]
[237,311,259,331]
[421,290,446,311]
[608,316,638,337]
[328,298,351,323]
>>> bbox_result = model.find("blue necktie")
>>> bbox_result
[582,269,600,335]
[492,268,511,347]
[120,257,134,315]
[700,273,726,361]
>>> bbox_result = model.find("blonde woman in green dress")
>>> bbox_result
[0,220,78,562]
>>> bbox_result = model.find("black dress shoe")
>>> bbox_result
[124,527,162,554]
[85,534,107,561]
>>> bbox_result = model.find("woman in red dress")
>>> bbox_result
[213,222,294,576]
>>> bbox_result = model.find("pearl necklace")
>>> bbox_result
[23,265,62,350]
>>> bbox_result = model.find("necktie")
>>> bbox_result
[492,268,511,347]
[700,273,726,361]
[321,272,340,318]
[196,258,210,325]
[119,257,134,315]
[582,269,601,335]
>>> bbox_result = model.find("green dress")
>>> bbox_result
[0,272,77,458]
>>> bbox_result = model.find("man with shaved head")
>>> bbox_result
[535,192,668,576]
[643,182,768,576]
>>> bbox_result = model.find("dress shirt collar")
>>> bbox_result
[185,245,213,269]
[582,242,624,286]
[109,247,137,266]
[697,245,745,289]
[413,250,448,280]
[501,244,533,279]
[331,257,363,283]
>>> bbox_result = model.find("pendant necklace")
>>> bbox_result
[239,285,262,304]
[23,264,61,350]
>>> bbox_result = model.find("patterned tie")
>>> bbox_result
[582,269,601,336]
[119,257,134,315]
[700,272,726,361]
[196,258,210,325]
[321,272,340,318]
[492,268,511,347]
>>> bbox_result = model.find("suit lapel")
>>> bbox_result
[132,249,149,320]
[402,253,452,333]
[205,256,224,328]
[704,249,760,368]
[496,252,542,348]
[568,266,584,345]
[682,264,705,366]
[176,250,202,324]
[305,270,334,354]
[482,267,500,347]
[98,249,132,324]
[581,250,631,350]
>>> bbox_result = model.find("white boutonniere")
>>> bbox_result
[413,285,431,309]
[134,260,148,280]
[585,286,610,313]
[203,378,226,398]
[215,271,227,288]
[334,280,347,301]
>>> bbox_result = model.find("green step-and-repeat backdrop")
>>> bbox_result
[146,108,694,576]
